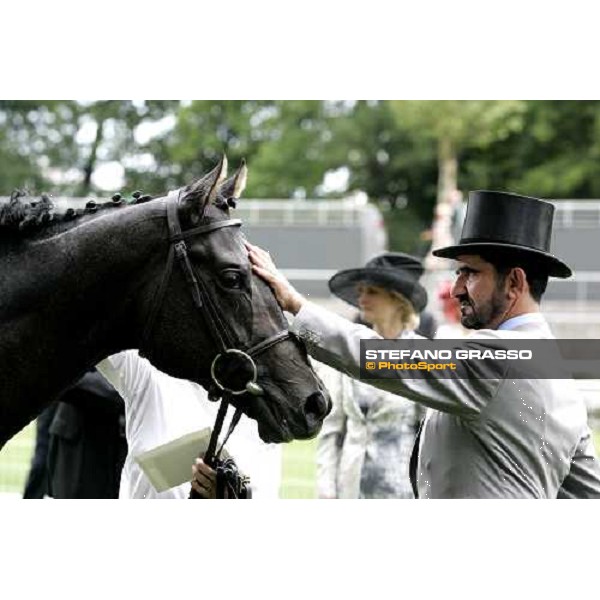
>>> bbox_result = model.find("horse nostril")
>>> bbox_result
[304,391,329,421]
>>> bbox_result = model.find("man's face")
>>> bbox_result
[450,255,509,330]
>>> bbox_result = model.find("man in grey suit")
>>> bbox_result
[248,190,600,498]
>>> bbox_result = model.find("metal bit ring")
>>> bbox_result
[210,349,259,396]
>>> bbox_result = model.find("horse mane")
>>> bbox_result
[0,189,154,240]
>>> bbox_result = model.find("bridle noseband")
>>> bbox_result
[140,190,292,469]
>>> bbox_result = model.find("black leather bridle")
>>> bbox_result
[140,190,292,471]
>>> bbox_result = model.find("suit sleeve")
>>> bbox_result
[314,362,347,498]
[291,302,503,418]
[557,426,600,498]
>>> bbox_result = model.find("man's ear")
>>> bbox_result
[507,267,528,301]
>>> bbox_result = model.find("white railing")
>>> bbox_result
[552,201,600,228]
[234,199,371,227]
[281,268,338,281]
[547,271,600,306]
[1,195,375,228]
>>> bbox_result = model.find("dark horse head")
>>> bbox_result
[0,158,330,447]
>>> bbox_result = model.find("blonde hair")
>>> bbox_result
[389,290,419,331]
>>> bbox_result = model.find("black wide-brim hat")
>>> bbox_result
[432,190,572,278]
[328,252,428,312]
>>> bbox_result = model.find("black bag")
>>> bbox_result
[189,455,251,499]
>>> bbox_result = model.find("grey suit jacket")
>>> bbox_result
[291,303,600,498]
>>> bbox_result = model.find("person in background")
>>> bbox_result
[47,369,127,499]
[23,369,127,499]
[415,310,437,339]
[22,404,58,499]
[434,279,468,339]
[97,351,282,499]
[316,253,427,499]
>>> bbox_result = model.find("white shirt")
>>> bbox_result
[97,351,282,499]
[498,312,547,331]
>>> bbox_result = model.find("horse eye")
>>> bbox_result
[221,269,243,289]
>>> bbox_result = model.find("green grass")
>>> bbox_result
[280,438,317,499]
[0,422,35,495]
[2,423,599,499]
[0,422,318,498]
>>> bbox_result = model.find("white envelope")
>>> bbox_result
[134,428,231,493]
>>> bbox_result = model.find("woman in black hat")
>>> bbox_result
[315,253,428,499]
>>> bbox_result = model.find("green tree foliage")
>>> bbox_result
[149,100,268,190]
[248,101,334,198]
[0,100,78,192]
[0,100,179,196]
[462,101,600,199]
[325,101,438,252]
[328,101,438,212]
[3,100,600,254]
[132,100,334,198]
[389,100,527,200]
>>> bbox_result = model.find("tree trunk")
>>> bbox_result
[79,118,105,197]
[437,136,457,206]
[425,136,461,271]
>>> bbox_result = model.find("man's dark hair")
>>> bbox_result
[477,248,549,303]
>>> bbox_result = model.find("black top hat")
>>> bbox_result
[328,252,428,312]
[432,190,572,278]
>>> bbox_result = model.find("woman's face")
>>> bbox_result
[356,284,399,325]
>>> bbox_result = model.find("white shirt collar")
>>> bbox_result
[497,312,546,331]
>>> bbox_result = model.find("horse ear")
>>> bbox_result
[180,155,228,223]
[219,160,248,201]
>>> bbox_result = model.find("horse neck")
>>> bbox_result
[0,200,168,443]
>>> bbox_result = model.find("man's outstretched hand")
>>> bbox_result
[246,242,305,315]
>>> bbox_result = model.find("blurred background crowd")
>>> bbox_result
[1,100,599,498]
